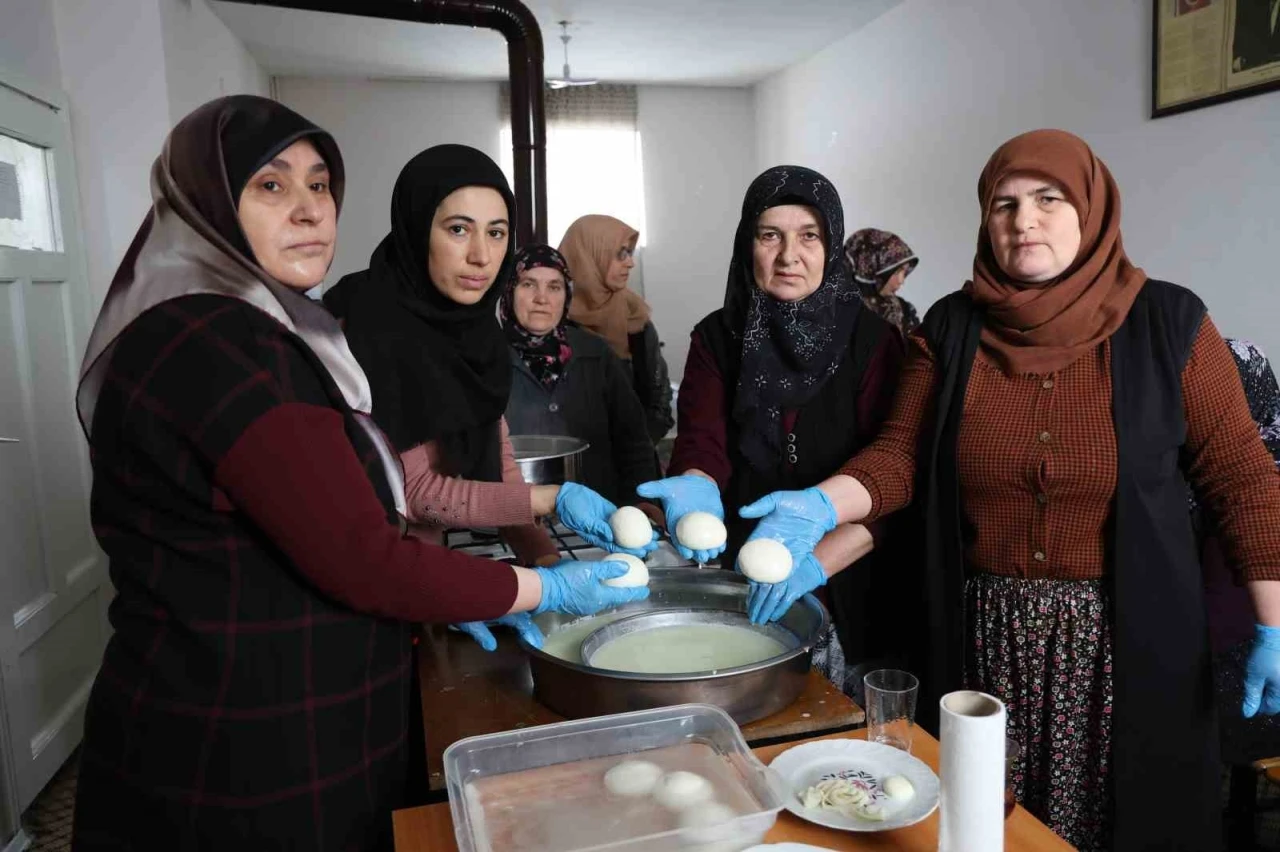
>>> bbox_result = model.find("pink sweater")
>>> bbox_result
[401,418,559,565]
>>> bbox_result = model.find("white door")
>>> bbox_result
[0,68,108,828]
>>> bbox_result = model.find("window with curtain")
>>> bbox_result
[499,84,647,250]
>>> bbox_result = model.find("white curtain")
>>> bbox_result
[499,84,647,250]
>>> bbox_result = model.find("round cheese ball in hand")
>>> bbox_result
[601,554,649,588]
[736,538,794,584]
[603,759,663,797]
[653,770,715,811]
[674,512,728,552]
[610,506,654,549]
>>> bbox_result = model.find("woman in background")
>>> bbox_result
[844,227,920,339]
[559,214,675,444]
[501,244,662,512]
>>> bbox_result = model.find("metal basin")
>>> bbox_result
[520,569,827,725]
[580,608,799,672]
[509,434,588,485]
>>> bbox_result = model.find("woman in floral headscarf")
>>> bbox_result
[844,227,920,339]
[501,244,662,512]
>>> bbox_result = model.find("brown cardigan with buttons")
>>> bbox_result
[842,315,1280,582]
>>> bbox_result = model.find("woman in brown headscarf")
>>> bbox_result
[734,130,1280,851]
[70,96,644,850]
[559,214,674,443]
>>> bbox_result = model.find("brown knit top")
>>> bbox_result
[842,315,1280,582]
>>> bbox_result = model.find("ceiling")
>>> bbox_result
[210,0,897,87]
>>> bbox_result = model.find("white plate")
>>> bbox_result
[742,845,839,851]
[768,739,940,832]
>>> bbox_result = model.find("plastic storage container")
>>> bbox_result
[443,703,788,852]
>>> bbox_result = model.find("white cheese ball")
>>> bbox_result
[601,553,649,588]
[883,774,915,801]
[610,506,654,549]
[603,759,663,797]
[736,538,794,584]
[652,770,715,811]
[674,512,728,552]
[677,802,740,844]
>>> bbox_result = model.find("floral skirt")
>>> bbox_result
[966,573,1114,852]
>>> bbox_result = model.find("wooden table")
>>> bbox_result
[393,727,1074,851]
[419,624,864,791]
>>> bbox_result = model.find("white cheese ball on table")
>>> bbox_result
[674,512,728,552]
[601,553,649,588]
[736,538,794,583]
[677,802,740,844]
[603,759,663,797]
[610,506,653,549]
[652,770,715,811]
[883,774,915,801]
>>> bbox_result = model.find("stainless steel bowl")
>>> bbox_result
[580,608,799,672]
[520,569,827,725]
[508,435,589,485]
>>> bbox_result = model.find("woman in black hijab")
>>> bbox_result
[325,146,652,574]
[640,166,905,699]
[72,97,645,851]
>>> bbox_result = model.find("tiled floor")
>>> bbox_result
[18,752,1280,850]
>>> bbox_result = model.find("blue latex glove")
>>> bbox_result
[1243,624,1280,717]
[454,613,546,652]
[556,482,658,557]
[738,487,838,573]
[636,475,726,563]
[746,553,828,624]
[532,558,650,617]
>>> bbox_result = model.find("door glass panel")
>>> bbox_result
[0,133,58,252]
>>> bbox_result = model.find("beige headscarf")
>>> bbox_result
[559,214,651,359]
[964,129,1147,375]
[76,95,403,509]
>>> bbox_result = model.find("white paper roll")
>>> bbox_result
[938,690,1006,852]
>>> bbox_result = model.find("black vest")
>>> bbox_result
[919,279,1219,852]
[698,306,903,663]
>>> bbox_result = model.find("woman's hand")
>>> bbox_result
[532,558,650,617]
[554,483,657,557]
[1244,624,1280,717]
[636,474,726,562]
[454,612,545,651]
[737,487,838,573]
[746,553,827,624]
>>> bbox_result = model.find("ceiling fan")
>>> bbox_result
[546,20,598,89]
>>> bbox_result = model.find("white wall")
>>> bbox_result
[53,0,174,307]
[277,76,755,378]
[48,0,267,306]
[755,0,1280,358]
[275,76,503,285]
[0,0,63,90]
[159,0,270,121]
[639,86,756,378]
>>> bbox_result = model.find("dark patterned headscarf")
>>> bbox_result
[500,245,575,390]
[723,165,861,472]
[844,227,920,338]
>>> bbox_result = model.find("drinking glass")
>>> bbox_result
[863,669,919,753]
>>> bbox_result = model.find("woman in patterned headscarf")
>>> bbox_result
[844,227,920,339]
[641,165,905,699]
[501,244,661,509]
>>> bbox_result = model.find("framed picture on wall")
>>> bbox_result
[1152,0,1280,117]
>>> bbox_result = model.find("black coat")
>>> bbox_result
[627,320,675,444]
[505,326,661,506]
